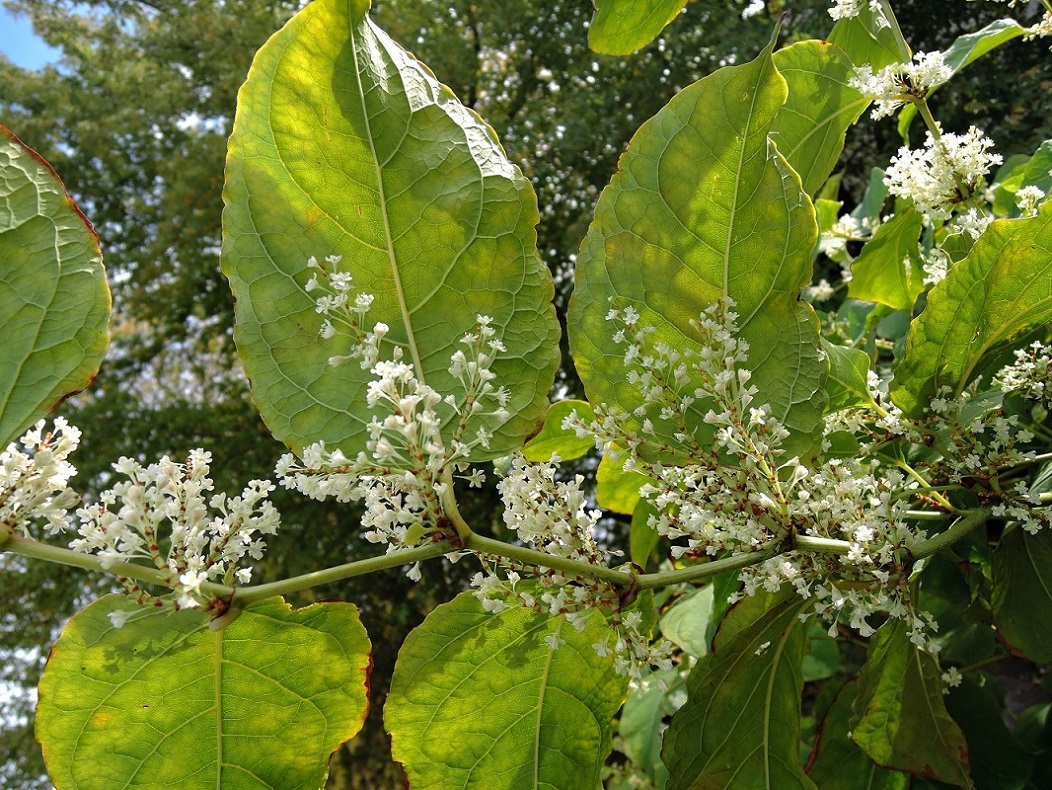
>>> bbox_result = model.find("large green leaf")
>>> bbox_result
[852,618,972,787]
[568,38,826,461]
[222,0,559,458]
[37,595,371,789]
[772,40,868,197]
[892,204,1052,416]
[806,681,909,789]
[0,125,109,448]
[992,526,1052,663]
[661,590,815,790]
[828,3,907,70]
[385,592,627,789]
[848,207,924,311]
[588,0,689,56]
[596,453,649,514]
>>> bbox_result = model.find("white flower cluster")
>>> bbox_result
[71,450,279,615]
[1016,185,1047,217]
[850,51,952,120]
[827,0,887,25]
[1,419,81,538]
[471,455,672,677]
[884,126,1002,222]
[994,341,1052,409]
[280,257,510,559]
[571,300,936,646]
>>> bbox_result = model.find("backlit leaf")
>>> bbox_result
[0,125,109,447]
[849,207,925,311]
[37,595,371,790]
[222,0,559,459]
[522,399,595,463]
[823,341,875,413]
[385,592,627,789]
[588,0,689,56]
[568,37,826,461]
[828,4,907,70]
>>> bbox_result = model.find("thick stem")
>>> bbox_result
[794,535,852,555]
[910,507,991,562]
[463,532,635,588]
[233,541,457,604]
[636,544,781,590]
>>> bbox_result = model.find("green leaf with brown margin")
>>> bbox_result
[36,595,371,790]
[662,590,815,789]
[0,125,109,447]
[852,618,972,787]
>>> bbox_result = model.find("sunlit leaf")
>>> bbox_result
[385,592,627,789]
[828,4,906,70]
[568,36,826,461]
[852,618,971,787]
[222,0,559,459]
[588,0,689,55]
[522,399,595,462]
[891,204,1052,416]
[772,40,868,196]
[596,454,649,514]
[630,499,661,569]
[849,207,925,311]
[662,590,814,789]
[822,341,874,413]
[0,125,109,447]
[37,595,371,789]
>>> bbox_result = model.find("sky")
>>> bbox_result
[0,7,62,69]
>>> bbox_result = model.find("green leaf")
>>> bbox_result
[852,618,972,787]
[772,40,868,197]
[800,622,841,682]
[630,499,661,569]
[618,667,685,788]
[522,399,595,462]
[587,0,689,56]
[36,595,371,789]
[897,19,1026,140]
[222,0,559,459]
[852,167,890,226]
[660,585,715,657]
[568,37,826,461]
[823,340,875,413]
[0,125,110,447]
[597,454,650,514]
[385,592,627,789]
[828,4,907,71]
[662,590,815,790]
[891,204,1052,416]
[806,681,909,789]
[848,207,925,311]
[944,675,1034,790]
[992,525,1052,663]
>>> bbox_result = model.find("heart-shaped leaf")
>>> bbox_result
[385,592,626,789]
[37,595,371,789]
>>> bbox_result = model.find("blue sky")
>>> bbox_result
[1,7,62,69]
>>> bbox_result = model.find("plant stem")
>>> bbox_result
[463,532,635,588]
[4,532,231,599]
[794,535,852,555]
[439,469,474,541]
[232,541,457,604]
[893,459,958,512]
[910,507,991,561]
[636,544,781,590]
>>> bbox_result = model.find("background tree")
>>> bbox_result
[1,0,1050,786]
